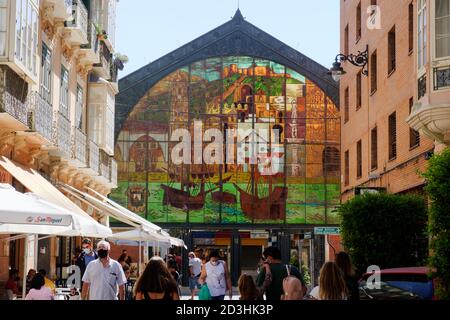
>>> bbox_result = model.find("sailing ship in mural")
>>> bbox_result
[161,168,236,211]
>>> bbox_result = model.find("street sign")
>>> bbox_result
[314,227,341,235]
[304,232,312,240]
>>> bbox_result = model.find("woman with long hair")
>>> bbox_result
[134,256,180,300]
[281,276,304,300]
[335,252,359,300]
[309,262,348,300]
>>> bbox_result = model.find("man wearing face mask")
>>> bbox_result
[199,250,232,300]
[81,240,126,300]
[76,239,98,279]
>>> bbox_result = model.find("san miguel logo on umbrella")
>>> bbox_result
[26,216,64,225]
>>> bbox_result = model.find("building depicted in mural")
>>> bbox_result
[114,10,340,282]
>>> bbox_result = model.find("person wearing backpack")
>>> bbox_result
[256,246,306,301]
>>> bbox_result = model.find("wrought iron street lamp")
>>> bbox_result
[328,45,369,82]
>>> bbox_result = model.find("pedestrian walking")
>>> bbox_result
[239,263,272,300]
[122,264,134,300]
[81,240,127,300]
[281,276,304,300]
[134,256,180,300]
[335,252,359,300]
[256,247,306,301]
[199,250,232,301]
[188,251,202,300]
[309,262,348,300]
[25,274,54,300]
[76,239,98,278]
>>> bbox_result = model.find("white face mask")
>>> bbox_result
[83,248,91,255]
[211,260,219,266]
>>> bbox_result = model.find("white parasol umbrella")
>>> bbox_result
[108,227,170,276]
[0,184,73,235]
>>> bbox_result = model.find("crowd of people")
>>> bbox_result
[4,239,359,301]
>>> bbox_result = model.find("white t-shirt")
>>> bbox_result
[189,257,202,276]
[82,258,126,300]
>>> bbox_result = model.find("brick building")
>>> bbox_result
[339,0,449,202]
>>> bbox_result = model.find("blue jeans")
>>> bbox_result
[189,276,201,290]
[211,295,225,300]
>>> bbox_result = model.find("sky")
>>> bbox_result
[115,0,340,78]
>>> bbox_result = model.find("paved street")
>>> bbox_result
[179,287,241,300]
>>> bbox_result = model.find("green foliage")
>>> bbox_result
[423,148,450,300]
[339,193,428,276]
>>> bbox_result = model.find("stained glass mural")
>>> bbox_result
[113,56,340,225]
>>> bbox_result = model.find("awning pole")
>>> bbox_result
[138,241,142,277]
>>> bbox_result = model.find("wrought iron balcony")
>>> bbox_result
[110,158,117,187]
[99,150,111,182]
[30,93,54,143]
[418,75,427,99]
[88,140,100,175]
[93,42,111,79]
[64,0,88,45]
[1,90,31,128]
[56,111,72,157]
[434,66,450,91]
[73,128,87,166]
[80,22,100,65]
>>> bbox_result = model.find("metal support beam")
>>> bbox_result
[230,229,241,286]
[181,229,193,287]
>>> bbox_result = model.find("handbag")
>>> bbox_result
[198,284,212,300]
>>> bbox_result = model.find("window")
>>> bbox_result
[13,0,39,77]
[409,2,414,53]
[344,87,349,123]
[436,0,450,58]
[388,26,396,74]
[356,71,362,109]
[345,150,349,186]
[418,0,427,68]
[75,85,83,130]
[371,127,378,170]
[60,66,70,118]
[409,97,420,148]
[40,43,52,104]
[357,140,362,178]
[370,50,377,94]
[388,112,397,160]
[344,25,349,56]
[356,2,362,42]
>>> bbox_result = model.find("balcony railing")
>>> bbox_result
[1,90,31,126]
[56,112,71,156]
[434,66,450,91]
[80,22,100,64]
[418,75,427,99]
[31,93,54,143]
[93,42,111,79]
[89,140,100,174]
[73,128,87,165]
[110,158,117,186]
[65,0,88,44]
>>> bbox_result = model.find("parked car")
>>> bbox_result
[359,267,435,300]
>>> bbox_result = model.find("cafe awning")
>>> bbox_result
[0,157,108,235]
[0,157,91,218]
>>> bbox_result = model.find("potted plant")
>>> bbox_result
[114,53,129,71]
[94,24,108,41]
